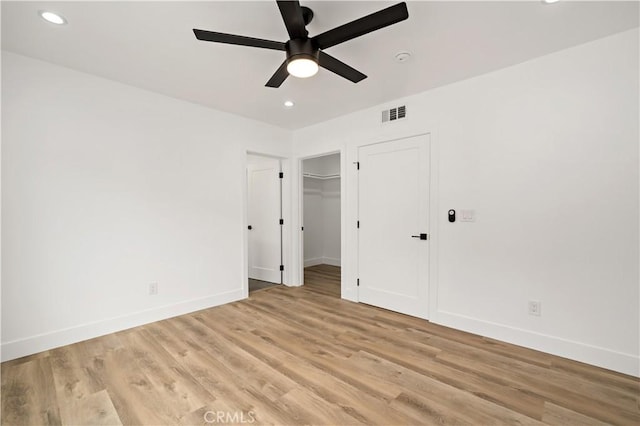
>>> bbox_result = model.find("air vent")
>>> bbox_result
[381,105,407,124]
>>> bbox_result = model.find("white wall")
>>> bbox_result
[291,29,639,376]
[303,154,340,177]
[303,176,341,267]
[303,177,324,265]
[321,177,341,266]
[1,52,292,361]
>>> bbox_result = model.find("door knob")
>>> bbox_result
[411,233,428,240]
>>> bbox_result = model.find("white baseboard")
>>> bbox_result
[1,289,244,362]
[434,310,639,377]
[304,257,341,267]
[342,287,358,302]
[322,257,341,267]
[322,192,340,198]
[304,257,323,267]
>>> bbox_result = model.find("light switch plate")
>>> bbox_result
[460,209,476,222]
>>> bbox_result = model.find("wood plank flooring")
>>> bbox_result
[2,264,639,425]
[248,279,280,293]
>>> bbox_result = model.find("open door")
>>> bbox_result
[248,157,282,284]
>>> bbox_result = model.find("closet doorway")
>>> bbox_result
[302,153,341,296]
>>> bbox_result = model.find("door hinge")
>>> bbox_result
[279,218,284,225]
[357,220,360,229]
[357,278,360,287]
[279,265,284,271]
[356,162,360,170]
[279,172,284,179]
[301,226,304,231]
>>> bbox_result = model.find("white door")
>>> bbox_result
[358,135,429,318]
[248,159,282,283]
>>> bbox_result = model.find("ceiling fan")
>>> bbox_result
[193,1,409,88]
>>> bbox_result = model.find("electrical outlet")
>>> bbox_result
[149,283,158,296]
[528,300,541,316]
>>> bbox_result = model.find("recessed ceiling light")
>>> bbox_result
[39,10,67,25]
[542,0,560,4]
[395,52,412,63]
[284,100,294,108]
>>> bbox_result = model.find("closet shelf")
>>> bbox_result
[303,173,340,180]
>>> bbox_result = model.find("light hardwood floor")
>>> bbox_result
[248,278,280,293]
[2,264,639,425]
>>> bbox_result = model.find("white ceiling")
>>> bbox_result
[2,1,638,130]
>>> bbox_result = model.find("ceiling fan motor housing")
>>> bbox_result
[285,38,318,64]
[301,6,314,26]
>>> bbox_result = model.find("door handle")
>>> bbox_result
[411,233,428,240]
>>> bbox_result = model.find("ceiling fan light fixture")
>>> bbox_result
[287,57,319,78]
[285,39,319,79]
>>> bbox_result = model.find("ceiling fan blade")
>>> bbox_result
[318,51,367,83]
[277,1,308,39]
[312,2,408,50]
[266,60,290,88]
[193,29,286,51]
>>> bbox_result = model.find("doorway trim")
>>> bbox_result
[356,134,431,319]
[352,131,439,321]
[297,150,344,293]
[243,151,291,299]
